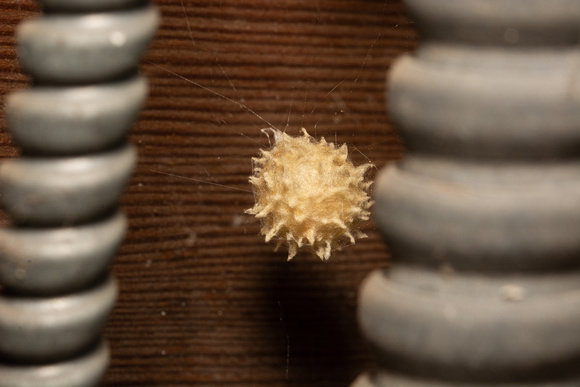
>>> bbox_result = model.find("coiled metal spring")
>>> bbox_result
[354,0,580,386]
[0,1,158,385]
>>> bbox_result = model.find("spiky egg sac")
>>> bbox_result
[245,128,373,260]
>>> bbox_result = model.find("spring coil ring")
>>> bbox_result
[0,1,158,386]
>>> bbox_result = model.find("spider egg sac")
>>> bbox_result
[245,128,374,261]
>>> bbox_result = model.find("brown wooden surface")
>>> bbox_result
[0,1,416,386]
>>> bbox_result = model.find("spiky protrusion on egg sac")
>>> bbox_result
[245,128,374,261]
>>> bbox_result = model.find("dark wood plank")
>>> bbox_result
[0,1,417,385]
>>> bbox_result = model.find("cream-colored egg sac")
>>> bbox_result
[246,128,373,260]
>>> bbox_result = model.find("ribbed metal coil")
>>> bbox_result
[0,341,109,387]
[6,74,148,155]
[17,4,159,84]
[0,144,136,226]
[0,211,127,295]
[0,276,117,362]
[354,0,580,385]
[0,0,158,385]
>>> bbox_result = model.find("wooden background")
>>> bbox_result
[0,1,416,386]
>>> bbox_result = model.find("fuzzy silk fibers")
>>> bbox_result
[246,129,374,260]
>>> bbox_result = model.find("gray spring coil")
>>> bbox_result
[353,0,580,386]
[0,1,158,386]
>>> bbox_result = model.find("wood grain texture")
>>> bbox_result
[0,1,417,386]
